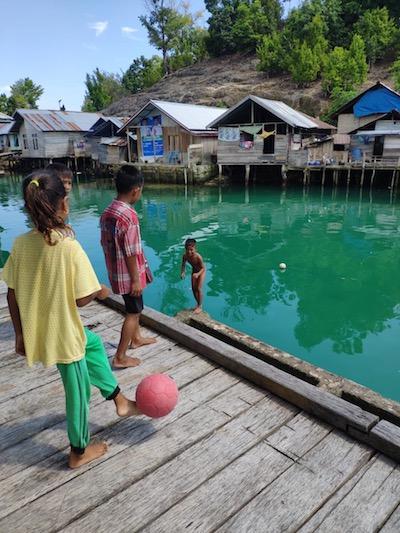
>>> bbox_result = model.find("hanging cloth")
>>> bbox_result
[239,125,263,135]
[259,129,276,139]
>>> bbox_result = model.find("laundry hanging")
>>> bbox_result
[259,129,276,139]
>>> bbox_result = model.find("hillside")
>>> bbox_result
[103,53,394,119]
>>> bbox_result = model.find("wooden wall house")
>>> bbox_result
[0,113,19,153]
[86,116,128,165]
[207,95,334,169]
[11,109,102,162]
[332,82,400,165]
[118,100,227,165]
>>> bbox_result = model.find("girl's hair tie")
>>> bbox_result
[30,179,40,187]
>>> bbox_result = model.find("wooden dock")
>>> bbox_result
[1,280,400,532]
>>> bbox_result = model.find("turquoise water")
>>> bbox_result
[1,174,400,401]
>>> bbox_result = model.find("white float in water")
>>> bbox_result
[279,263,287,270]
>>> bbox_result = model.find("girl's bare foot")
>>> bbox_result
[68,441,108,469]
[114,392,141,417]
[130,337,157,349]
[112,355,141,368]
[193,306,202,314]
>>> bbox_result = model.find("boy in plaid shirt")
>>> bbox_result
[100,166,156,368]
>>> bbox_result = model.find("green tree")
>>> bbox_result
[390,57,400,91]
[289,41,320,86]
[5,78,44,114]
[139,0,191,74]
[205,0,281,55]
[321,86,358,121]
[122,56,163,93]
[256,32,284,76]
[322,35,367,96]
[82,69,127,111]
[0,93,8,114]
[170,26,208,70]
[355,7,396,65]
[231,0,282,51]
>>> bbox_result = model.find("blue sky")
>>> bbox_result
[1,0,300,111]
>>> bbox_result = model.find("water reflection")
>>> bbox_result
[1,175,400,400]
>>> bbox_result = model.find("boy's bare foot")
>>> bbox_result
[112,355,142,368]
[114,392,141,417]
[130,337,157,349]
[193,306,202,314]
[68,441,108,469]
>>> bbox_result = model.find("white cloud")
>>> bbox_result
[0,85,11,96]
[89,21,108,36]
[121,26,138,38]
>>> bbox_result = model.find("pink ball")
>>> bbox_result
[136,374,179,418]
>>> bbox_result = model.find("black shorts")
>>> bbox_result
[122,294,144,314]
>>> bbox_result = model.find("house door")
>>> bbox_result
[263,135,275,154]
[373,136,384,157]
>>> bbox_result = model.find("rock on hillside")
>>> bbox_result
[104,53,394,119]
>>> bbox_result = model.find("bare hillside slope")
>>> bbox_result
[104,53,393,119]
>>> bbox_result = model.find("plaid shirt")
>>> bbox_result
[100,199,146,295]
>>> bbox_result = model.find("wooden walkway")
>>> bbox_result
[1,280,400,532]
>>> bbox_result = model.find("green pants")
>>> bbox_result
[57,328,119,454]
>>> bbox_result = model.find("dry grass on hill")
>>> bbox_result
[104,53,394,119]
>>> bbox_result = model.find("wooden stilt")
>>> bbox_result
[347,168,351,185]
[322,166,326,186]
[245,165,250,186]
[370,168,376,188]
[360,167,365,187]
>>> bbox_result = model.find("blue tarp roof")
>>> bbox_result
[354,87,400,118]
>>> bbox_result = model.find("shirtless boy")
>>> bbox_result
[181,238,206,314]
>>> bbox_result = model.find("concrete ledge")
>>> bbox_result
[103,296,381,438]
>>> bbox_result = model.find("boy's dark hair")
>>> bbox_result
[23,169,73,245]
[185,238,196,248]
[115,165,144,194]
[46,162,73,180]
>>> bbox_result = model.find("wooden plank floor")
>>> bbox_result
[1,281,400,532]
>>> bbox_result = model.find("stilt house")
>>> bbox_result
[332,82,400,164]
[118,100,227,165]
[11,109,102,161]
[207,95,334,169]
[86,116,128,165]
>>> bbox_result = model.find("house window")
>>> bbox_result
[168,135,180,152]
[32,133,39,150]
[276,123,286,135]
[22,134,28,150]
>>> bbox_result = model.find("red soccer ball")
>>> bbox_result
[136,373,179,418]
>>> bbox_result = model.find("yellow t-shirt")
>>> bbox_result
[2,230,101,367]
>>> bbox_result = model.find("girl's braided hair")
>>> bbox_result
[22,169,74,245]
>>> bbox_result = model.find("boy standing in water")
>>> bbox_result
[181,238,206,314]
[101,165,156,369]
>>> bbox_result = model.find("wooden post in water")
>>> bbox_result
[370,168,376,188]
[322,166,326,186]
[245,165,250,186]
[390,169,396,190]
[347,167,351,186]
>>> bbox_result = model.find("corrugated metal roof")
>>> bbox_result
[357,130,400,136]
[120,100,227,133]
[0,112,13,122]
[100,136,127,146]
[207,95,334,130]
[16,109,102,132]
[0,121,15,134]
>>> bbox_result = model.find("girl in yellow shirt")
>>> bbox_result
[3,169,140,468]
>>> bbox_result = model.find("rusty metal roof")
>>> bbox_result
[15,109,102,132]
[100,136,127,146]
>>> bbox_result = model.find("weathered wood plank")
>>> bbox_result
[299,454,400,532]
[0,347,206,473]
[381,503,400,532]
[105,300,379,434]
[0,334,182,428]
[216,432,372,533]
[64,392,296,533]
[0,375,244,530]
